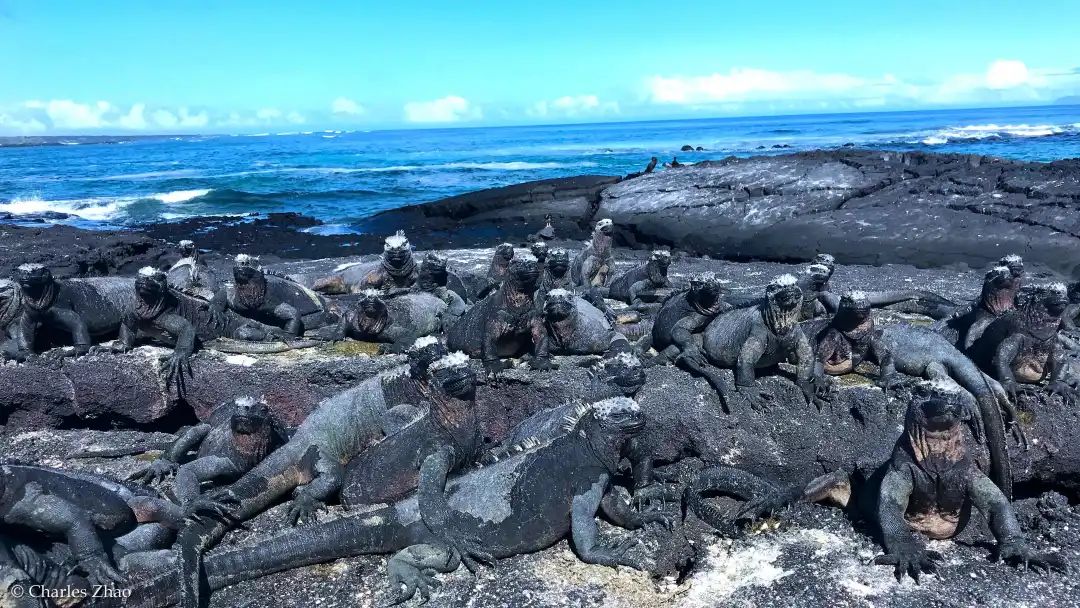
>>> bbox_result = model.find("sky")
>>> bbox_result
[1,0,1078,135]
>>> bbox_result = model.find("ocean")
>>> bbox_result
[1,104,1078,233]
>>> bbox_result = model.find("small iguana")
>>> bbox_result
[211,254,333,337]
[302,231,419,295]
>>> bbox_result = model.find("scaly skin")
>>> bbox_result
[969,283,1075,405]
[167,241,221,301]
[315,290,448,353]
[571,219,615,288]
[413,253,467,321]
[132,397,665,608]
[541,289,632,356]
[606,251,672,310]
[537,248,615,321]
[871,381,1063,582]
[811,292,898,392]
[129,396,282,512]
[302,231,418,295]
[702,275,821,408]
[211,256,333,337]
[934,265,1020,349]
[446,258,551,376]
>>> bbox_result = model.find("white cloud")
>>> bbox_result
[331,97,364,116]
[117,103,147,130]
[285,110,306,124]
[645,60,1077,110]
[255,107,282,121]
[529,94,620,118]
[403,95,481,123]
[0,112,47,133]
[24,99,113,129]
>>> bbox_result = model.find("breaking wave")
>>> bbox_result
[918,123,1073,145]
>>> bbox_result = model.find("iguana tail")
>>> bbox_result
[67,442,170,459]
[684,466,802,534]
[203,506,412,592]
[948,360,1014,499]
[203,339,321,354]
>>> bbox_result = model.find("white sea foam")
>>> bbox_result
[150,188,212,204]
[0,195,131,221]
[920,123,1069,145]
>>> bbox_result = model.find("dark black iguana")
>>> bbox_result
[0,463,222,588]
[605,250,672,310]
[211,254,333,337]
[933,265,1020,349]
[128,396,283,511]
[536,247,617,322]
[446,258,552,376]
[968,283,1076,405]
[571,218,615,288]
[804,380,1063,582]
[167,240,221,301]
[529,241,549,267]
[0,279,22,361]
[413,252,467,321]
[810,291,898,392]
[313,289,448,353]
[541,289,633,356]
[648,271,732,371]
[301,231,419,295]
[702,274,823,408]
[133,397,667,608]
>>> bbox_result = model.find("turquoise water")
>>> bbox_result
[1,104,1078,232]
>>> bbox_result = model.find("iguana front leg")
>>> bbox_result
[992,334,1024,401]
[570,475,646,570]
[735,328,768,389]
[870,334,899,392]
[288,449,343,525]
[790,329,822,404]
[46,307,91,355]
[417,446,494,572]
[481,313,508,377]
[528,313,554,370]
[968,473,1066,572]
[272,303,303,336]
[1043,340,1075,405]
[377,323,419,355]
[129,423,212,485]
[2,482,125,587]
[600,486,670,530]
[159,312,196,395]
[873,468,942,582]
[174,456,243,508]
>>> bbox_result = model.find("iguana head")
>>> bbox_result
[494,243,515,261]
[232,254,263,283]
[836,290,872,329]
[542,288,575,322]
[592,352,646,396]
[382,231,414,270]
[135,266,170,300]
[1020,283,1069,338]
[688,272,725,313]
[407,336,448,378]
[230,395,272,435]
[508,258,541,291]
[981,265,1018,315]
[178,239,197,259]
[812,253,836,276]
[0,279,22,329]
[648,250,672,283]
[430,352,477,400]
[803,263,831,292]
[530,241,549,262]
[764,274,802,335]
[999,254,1024,279]
[905,379,967,472]
[14,263,52,291]
[418,253,449,290]
[576,397,646,469]
[546,249,570,278]
[594,218,614,237]
[355,289,388,318]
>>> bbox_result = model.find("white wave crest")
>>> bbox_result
[920,123,1067,145]
[150,189,212,204]
[0,195,132,221]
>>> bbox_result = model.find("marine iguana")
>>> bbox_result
[846,380,1061,581]
[536,248,617,321]
[446,258,552,376]
[7,264,130,359]
[340,352,481,510]
[129,396,283,510]
[934,265,1020,349]
[167,240,221,300]
[541,289,632,356]
[174,336,450,551]
[140,397,665,608]
[1062,281,1080,331]
[811,291,898,392]
[413,252,467,321]
[304,231,419,295]
[1,534,92,608]
[487,243,516,284]
[0,464,224,589]
[117,267,199,392]
[702,274,822,406]
[0,279,22,361]
[529,241,549,267]
[211,254,333,337]
[606,250,672,310]
[571,218,615,288]
[313,289,447,353]
[969,283,1076,405]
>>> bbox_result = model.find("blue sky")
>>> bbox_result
[1,0,1078,134]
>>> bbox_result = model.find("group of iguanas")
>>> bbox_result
[2,219,1076,607]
